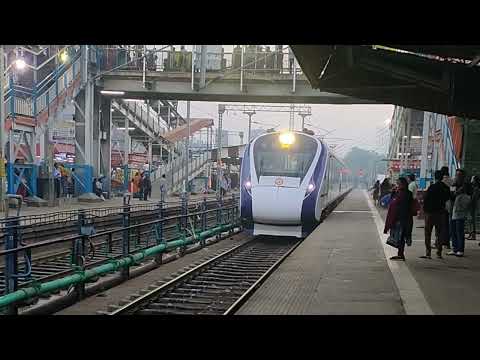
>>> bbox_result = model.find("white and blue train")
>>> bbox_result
[240,130,353,238]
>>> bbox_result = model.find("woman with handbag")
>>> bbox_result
[383,177,414,261]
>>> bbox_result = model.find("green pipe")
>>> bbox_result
[0,223,235,310]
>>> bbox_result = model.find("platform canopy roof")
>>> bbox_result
[291,45,480,119]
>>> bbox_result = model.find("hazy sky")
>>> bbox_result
[177,101,394,157]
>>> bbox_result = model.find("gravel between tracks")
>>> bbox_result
[56,231,252,315]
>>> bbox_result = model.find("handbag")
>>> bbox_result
[386,235,399,248]
[386,223,402,249]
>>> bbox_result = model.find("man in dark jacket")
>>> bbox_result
[422,170,451,259]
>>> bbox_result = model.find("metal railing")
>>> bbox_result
[168,150,211,191]
[118,100,168,136]
[0,194,240,314]
[95,45,304,83]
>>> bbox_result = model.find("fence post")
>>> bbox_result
[154,199,164,265]
[73,210,90,300]
[178,191,187,256]
[229,192,236,235]
[122,194,131,279]
[216,193,223,240]
[201,197,207,247]
[4,202,20,315]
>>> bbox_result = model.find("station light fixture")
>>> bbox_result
[59,50,69,63]
[101,90,125,96]
[116,127,135,130]
[124,99,144,103]
[14,58,27,70]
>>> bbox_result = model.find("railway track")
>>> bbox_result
[0,214,221,298]
[107,236,300,315]
[105,189,353,316]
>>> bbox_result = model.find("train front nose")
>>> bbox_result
[251,177,304,225]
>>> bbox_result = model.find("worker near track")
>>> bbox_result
[383,177,414,261]
[421,170,451,259]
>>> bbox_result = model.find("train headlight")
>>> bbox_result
[279,132,295,147]
[304,182,315,199]
[244,179,252,196]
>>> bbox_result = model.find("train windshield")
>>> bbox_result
[253,133,318,181]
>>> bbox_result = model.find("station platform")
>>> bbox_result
[0,191,227,218]
[238,189,480,315]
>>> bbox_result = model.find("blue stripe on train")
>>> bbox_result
[301,142,329,233]
[240,144,253,227]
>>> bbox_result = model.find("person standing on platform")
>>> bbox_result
[383,177,414,261]
[467,175,480,241]
[288,46,295,74]
[66,168,75,203]
[142,173,151,201]
[275,45,284,74]
[439,166,453,249]
[159,174,168,201]
[133,171,141,198]
[421,170,451,259]
[53,163,61,199]
[448,169,472,257]
[407,174,417,199]
[265,46,274,74]
[233,45,242,72]
[94,177,105,201]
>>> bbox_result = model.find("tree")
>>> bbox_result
[343,147,387,185]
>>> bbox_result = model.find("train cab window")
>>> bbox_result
[253,134,318,181]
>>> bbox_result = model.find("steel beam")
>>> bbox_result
[100,73,375,104]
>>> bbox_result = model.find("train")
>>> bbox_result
[239,130,353,238]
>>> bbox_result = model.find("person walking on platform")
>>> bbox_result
[66,168,75,203]
[372,180,380,206]
[448,169,472,257]
[421,170,451,259]
[383,177,414,261]
[467,175,480,241]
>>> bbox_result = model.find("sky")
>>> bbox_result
[177,101,395,158]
